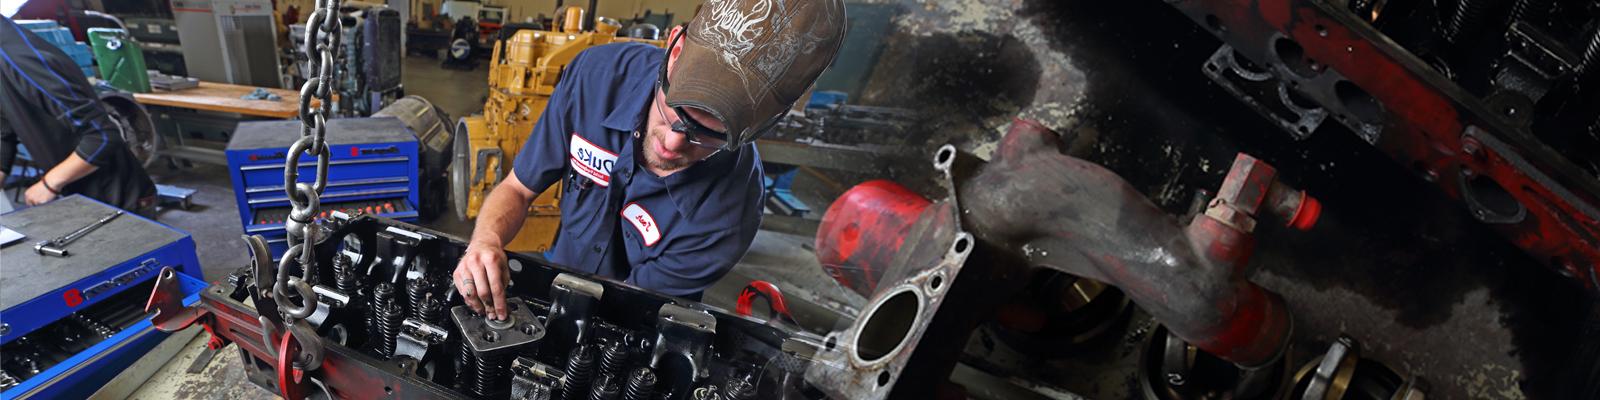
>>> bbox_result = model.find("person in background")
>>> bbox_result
[0,16,157,214]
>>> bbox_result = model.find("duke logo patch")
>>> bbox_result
[569,134,617,187]
[621,203,661,246]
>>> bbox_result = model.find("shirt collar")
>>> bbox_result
[600,51,663,132]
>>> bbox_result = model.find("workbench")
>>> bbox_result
[131,81,304,118]
[129,81,317,166]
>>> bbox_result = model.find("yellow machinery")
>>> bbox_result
[452,7,664,252]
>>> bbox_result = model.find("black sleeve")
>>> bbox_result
[0,16,125,169]
[0,113,15,174]
[66,99,126,168]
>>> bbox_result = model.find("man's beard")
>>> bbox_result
[642,128,695,171]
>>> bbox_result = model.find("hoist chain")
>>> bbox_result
[248,0,344,376]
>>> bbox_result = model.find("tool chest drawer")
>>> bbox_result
[226,118,421,260]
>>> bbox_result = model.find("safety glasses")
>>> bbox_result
[652,81,727,151]
[657,28,730,151]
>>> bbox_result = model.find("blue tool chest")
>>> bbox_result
[226,117,420,260]
[0,195,207,399]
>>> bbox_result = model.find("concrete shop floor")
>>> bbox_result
[114,56,853,399]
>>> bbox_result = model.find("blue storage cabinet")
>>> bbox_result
[16,20,97,78]
[0,195,207,399]
[226,117,420,260]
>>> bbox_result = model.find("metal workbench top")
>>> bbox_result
[227,117,415,151]
[0,195,186,311]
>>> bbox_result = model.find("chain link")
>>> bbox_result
[275,0,343,326]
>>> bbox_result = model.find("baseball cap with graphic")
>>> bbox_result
[665,0,847,151]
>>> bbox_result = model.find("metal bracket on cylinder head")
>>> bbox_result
[542,273,603,358]
[373,228,423,284]
[394,318,450,361]
[453,298,544,355]
[651,304,716,397]
[510,356,563,400]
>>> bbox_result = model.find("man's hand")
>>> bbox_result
[24,181,57,205]
[454,240,510,320]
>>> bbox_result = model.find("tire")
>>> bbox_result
[97,93,162,168]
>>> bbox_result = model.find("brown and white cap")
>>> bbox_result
[666,0,847,147]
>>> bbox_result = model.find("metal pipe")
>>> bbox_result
[585,0,599,31]
[951,120,1293,368]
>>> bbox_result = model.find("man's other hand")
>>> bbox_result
[24,181,57,205]
[454,240,510,320]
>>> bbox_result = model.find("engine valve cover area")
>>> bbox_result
[245,215,816,399]
[452,299,544,353]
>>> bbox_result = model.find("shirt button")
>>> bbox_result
[591,245,601,253]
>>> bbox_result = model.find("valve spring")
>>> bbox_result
[407,274,434,314]
[1581,25,1600,76]
[373,283,404,358]
[471,350,510,398]
[722,377,756,400]
[689,384,722,400]
[1442,0,1506,44]
[375,305,403,358]
[589,374,621,400]
[599,343,629,379]
[372,281,397,309]
[418,295,444,324]
[332,254,361,297]
[455,340,479,391]
[561,345,597,400]
[1509,0,1551,25]
[621,368,656,400]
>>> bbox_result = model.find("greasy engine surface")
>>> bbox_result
[242,215,815,400]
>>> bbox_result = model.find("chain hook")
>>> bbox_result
[264,0,341,376]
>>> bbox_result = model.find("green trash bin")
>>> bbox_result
[87,28,151,93]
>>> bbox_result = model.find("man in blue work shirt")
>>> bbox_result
[454,0,846,319]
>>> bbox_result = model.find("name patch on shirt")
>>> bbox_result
[569,134,617,187]
[621,203,662,246]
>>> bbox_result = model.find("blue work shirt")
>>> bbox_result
[510,42,765,301]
